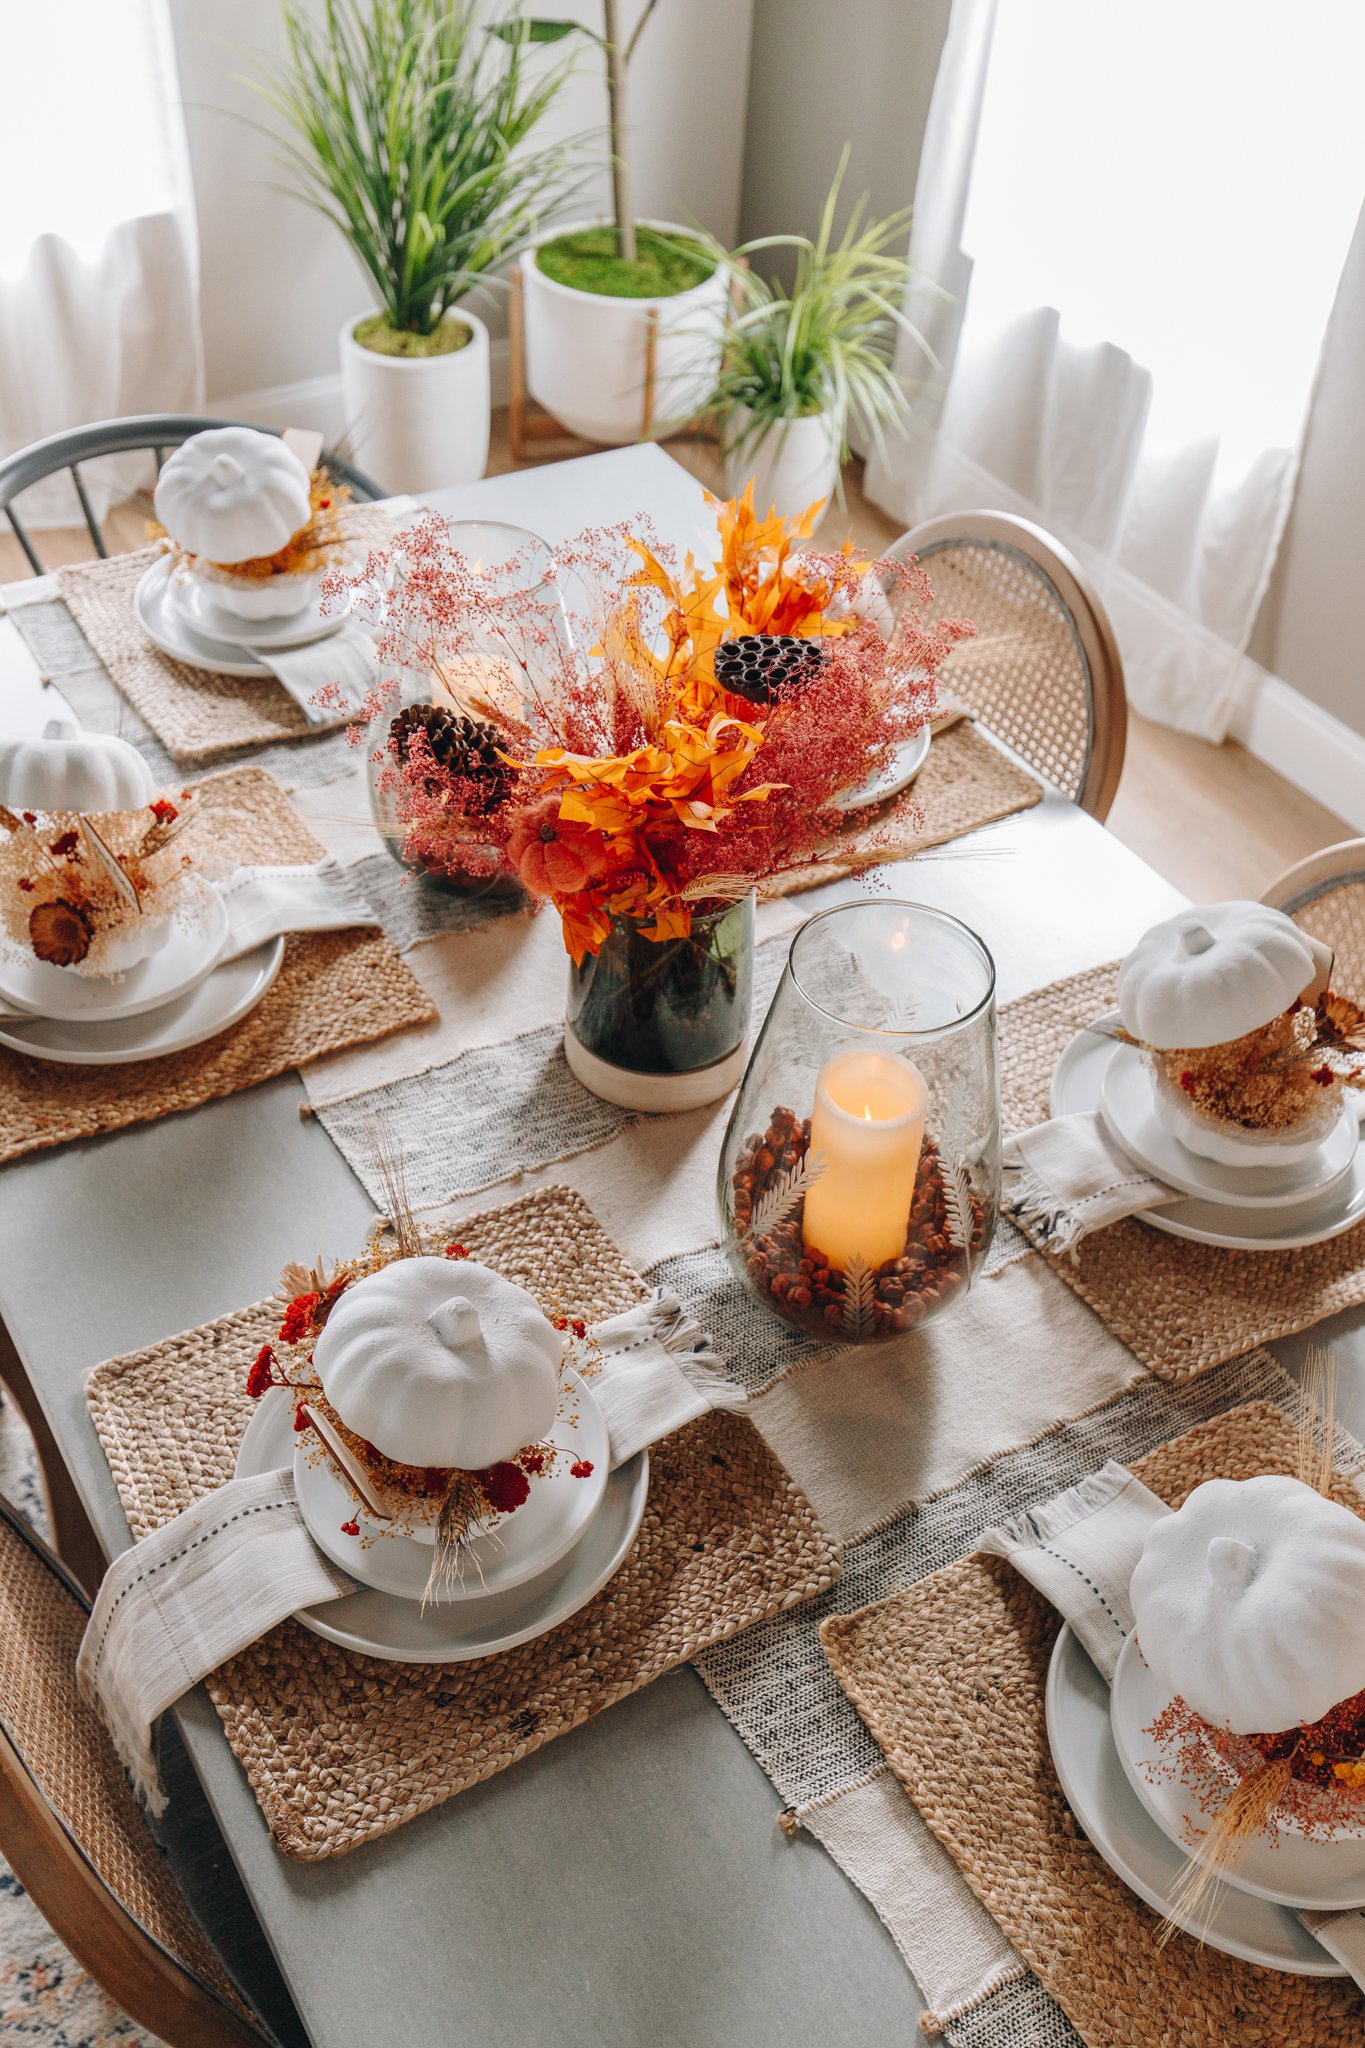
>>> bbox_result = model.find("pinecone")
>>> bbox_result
[29,897,93,967]
[713,634,827,705]
[389,704,511,812]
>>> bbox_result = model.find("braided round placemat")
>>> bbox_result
[56,503,398,766]
[0,764,435,1163]
[768,721,1042,896]
[995,964,1365,1380]
[86,1186,841,1861]
[821,1400,1365,2046]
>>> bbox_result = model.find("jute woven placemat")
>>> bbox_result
[86,1185,842,1861]
[820,1399,1365,2046]
[995,962,1365,1381]
[769,720,1041,897]
[0,764,434,1163]
[56,507,393,766]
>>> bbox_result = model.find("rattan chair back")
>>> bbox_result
[0,413,383,577]
[0,1492,272,2046]
[886,510,1127,820]
[1262,839,1365,1007]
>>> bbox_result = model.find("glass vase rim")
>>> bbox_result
[437,516,559,596]
[786,897,997,1040]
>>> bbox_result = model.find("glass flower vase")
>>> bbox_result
[564,898,756,1112]
[717,900,1000,1341]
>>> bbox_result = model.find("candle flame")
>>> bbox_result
[863,1105,872,1120]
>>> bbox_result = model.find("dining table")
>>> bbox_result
[0,441,1360,2047]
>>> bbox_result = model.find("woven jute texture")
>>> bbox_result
[996,962,1365,1381]
[86,1186,841,1862]
[56,504,394,766]
[769,720,1042,897]
[0,1513,253,2021]
[0,764,434,1163]
[821,1400,1365,2047]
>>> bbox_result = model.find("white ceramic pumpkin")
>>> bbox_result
[1117,902,1332,1051]
[312,1256,562,1470]
[0,718,156,814]
[1130,1475,1365,1735]
[154,428,311,566]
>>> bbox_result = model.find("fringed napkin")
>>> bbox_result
[216,859,376,958]
[80,1287,744,1812]
[978,1462,1365,1985]
[1002,1110,1178,1254]
[254,621,377,722]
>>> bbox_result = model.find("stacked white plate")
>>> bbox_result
[235,1378,648,1663]
[134,556,351,679]
[0,885,284,1064]
[1046,1625,1353,1976]
[1052,1020,1365,1250]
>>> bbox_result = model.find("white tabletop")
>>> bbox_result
[0,445,1358,2047]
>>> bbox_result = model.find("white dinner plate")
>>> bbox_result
[0,936,283,1063]
[1111,1633,1365,1911]
[136,557,344,679]
[0,887,228,1023]
[1050,1026,1365,1250]
[176,573,352,652]
[1098,1037,1357,1210]
[829,724,931,812]
[1045,1625,1342,1974]
[295,1368,611,1601]
[237,1387,649,1663]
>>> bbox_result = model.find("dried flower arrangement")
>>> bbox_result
[326,486,974,959]
[1099,985,1365,1137]
[0,792,198,972]
[153,464,354,585]
[248,1226,599,1599]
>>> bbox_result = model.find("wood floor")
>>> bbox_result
[1,419,1351,906]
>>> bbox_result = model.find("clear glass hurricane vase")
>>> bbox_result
[717,900,1000,1341]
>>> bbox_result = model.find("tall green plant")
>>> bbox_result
[709,159,938,473]
[247,0,584,337]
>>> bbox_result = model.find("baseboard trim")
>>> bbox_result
[210,338,512,446]
[1230,670,1365,834]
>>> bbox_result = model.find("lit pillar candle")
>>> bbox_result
[801,1048,927,1272]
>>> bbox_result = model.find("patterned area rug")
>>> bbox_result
[0,1399,163,2047]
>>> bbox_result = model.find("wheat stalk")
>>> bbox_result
[841,1255,878,1338]
[1296,1343,1338,1497]
[1158,1758,1294,1947]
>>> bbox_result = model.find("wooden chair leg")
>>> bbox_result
[508,266,529,463]
[0,1315,106,1598]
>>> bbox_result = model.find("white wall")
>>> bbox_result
[166,0,754,406]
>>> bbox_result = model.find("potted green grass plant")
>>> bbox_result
[712,161,935,521]
[504,3,729,444]
[249,0,581,491]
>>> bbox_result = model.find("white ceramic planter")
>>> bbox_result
[520,221,728,446]
[339,309,490,494]
[723,406,843,523]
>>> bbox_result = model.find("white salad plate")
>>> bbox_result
[295,1368,611,1601]
[1111,1633,1365,1912]
[830,724,931,812]
[135,557,342,679]
[0,936,283,1064]
[176,573,351,652]
[0,887,229,1023]
[1051,1026,1365,1250]
[237,1387,648,1664]
[1098,1037,1357,1211]
[1045,1625,1343,1975]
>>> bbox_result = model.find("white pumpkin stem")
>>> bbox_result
[209,453,245,488]
[1206,1536,1256,1590]
[428,1297,481,1349]
[1177,916,1215,956]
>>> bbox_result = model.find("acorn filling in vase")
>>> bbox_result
[330,489,974,1109]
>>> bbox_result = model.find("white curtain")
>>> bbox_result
[868,0,1365,739]
[0,0,203,523]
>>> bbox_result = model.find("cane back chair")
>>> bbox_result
[1262,839,1365,1008]
[886,510,1128,821]
[0,1489,305,2047]
[0,413,383,577]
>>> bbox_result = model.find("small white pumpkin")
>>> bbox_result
[1130,1475,1365,1735]
[0,718,155,814]
[154,427,312,564]
[312,1256,562,1470]
[1117,901,1333,1050]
